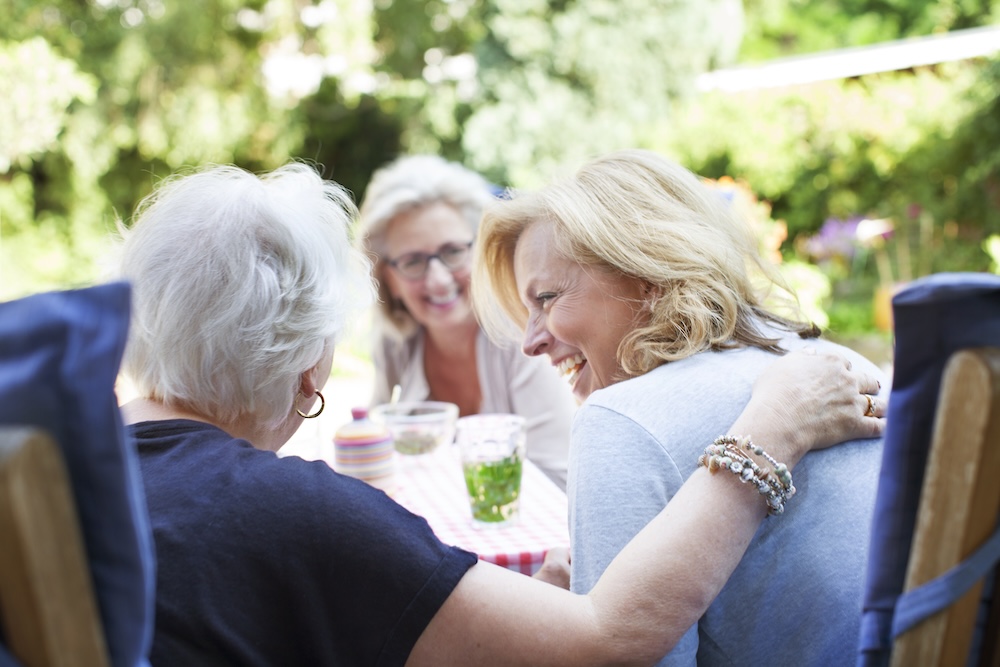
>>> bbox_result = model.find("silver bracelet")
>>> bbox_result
[697,435,796,516]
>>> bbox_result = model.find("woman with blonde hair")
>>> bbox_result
[356,154,575,488]
[473,148,887,666]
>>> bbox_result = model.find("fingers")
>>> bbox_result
[856,372,883,397]
[861,392,888,418]
[859,389,888,439]
[760,346,889,450]
[533,546,571,589]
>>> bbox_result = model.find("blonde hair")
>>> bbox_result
[356,155,495,339]
[473,149,817,378]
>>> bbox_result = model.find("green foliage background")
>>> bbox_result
[2,0,999,339]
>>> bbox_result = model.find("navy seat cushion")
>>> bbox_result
[0,282,154,667]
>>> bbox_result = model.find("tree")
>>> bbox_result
[462,0,745,186]
[741,0,1000,60]
[0,0,360,298]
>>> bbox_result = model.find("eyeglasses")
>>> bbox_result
[387,241,474,280]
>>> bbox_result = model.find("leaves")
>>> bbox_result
[0,38,97,172]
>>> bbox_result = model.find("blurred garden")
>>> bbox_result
[3,0,1000,369]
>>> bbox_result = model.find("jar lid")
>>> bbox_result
[334,407,392,445]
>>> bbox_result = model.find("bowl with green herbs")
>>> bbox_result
[369,400,459,456]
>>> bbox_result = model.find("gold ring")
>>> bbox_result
[864,394,876,418]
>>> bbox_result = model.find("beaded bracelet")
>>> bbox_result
[697,435,796,516]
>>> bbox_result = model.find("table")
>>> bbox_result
[388,445,569,576]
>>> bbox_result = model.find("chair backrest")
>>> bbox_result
[0,427,110,667]
[0,283,154,667]
[858,272,1000,667]
[890,347,1000,667]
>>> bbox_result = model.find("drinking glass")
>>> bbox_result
[455,414,526,527]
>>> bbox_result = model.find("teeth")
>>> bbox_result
[428,288,459,305]
[557,354,584,384]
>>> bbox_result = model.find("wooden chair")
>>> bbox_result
[858,273,1000,667]
[890,347,1000,667]
[0,282,153,667]
[0,426,111,667]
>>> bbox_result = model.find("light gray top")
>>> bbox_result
[569,333,887,666]
[372,327,576,489]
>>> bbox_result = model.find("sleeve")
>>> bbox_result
[265,459,479,666]
[502,348,576,490]
[568,404,699,667]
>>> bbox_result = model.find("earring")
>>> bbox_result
[296,390,325,419]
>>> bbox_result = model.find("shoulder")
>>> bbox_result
[587,348,767,412]
[799,337,889,384]
[376,328,423,363]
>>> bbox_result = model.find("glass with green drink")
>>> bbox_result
[455,414,526,527]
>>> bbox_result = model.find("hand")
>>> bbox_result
[532,546,571,589]
[737,347,886,466]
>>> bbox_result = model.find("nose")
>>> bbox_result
[521,315,553,357]
[424,257,453,286]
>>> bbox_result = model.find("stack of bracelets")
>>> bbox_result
[697,435,796,516]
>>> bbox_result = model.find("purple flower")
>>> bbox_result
[803,217,862,261]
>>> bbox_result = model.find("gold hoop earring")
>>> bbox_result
[296,390,325,419]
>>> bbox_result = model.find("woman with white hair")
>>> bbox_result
[116,159,884,666]
[356,155,576,488]
[473,148,888,666]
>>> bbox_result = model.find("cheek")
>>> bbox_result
[384,270,421,306]
[544,308,579,346]
[455,270,472,292]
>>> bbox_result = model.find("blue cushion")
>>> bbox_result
[0,282,154,667]
[0,643,18,667]
[858,272,1000,666]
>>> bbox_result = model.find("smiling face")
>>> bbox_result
[383,201,476,336]
[513,220,648,402]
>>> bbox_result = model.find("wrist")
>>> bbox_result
[729,402,807,469]
[698,435,796,516]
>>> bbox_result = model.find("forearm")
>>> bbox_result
[586,464,768,664]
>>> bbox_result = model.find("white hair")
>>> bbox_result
[356,154,495,339]
[115,162,375,427]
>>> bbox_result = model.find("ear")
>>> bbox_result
[640,280,663,312]
[640,280,663,299]
[298,361,325,397]
[298,371,318,398]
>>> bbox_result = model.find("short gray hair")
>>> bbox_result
[356,154,495,339]
[116,162,375,427]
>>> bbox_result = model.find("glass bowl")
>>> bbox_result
[369,400,460,456]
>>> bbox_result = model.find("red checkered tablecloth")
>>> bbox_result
[389,445,570,576]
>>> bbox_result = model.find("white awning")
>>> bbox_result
[697,25,1000,92]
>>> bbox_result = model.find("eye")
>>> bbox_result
[439,244,465,260]
[397,254,426,271]
[535,292,556,306]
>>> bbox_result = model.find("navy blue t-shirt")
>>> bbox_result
[132,419,477,666]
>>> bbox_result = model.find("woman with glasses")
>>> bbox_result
[356,155,576,489]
